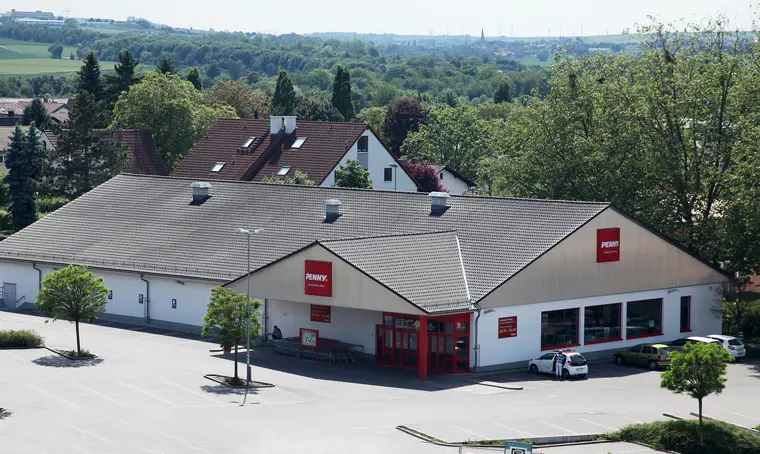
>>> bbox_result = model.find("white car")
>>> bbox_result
[668,336,721,352]
[707,335,746,360]
[528,350,588,379]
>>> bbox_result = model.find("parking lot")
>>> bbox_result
[1,311,759,453]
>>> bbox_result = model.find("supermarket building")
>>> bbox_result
[0,175,726,380]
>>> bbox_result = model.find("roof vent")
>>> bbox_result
[324,199,341,223]
[430,191,450,216]
[190,181,211,205]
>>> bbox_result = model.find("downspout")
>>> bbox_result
[140,274,150,324]
[263,298,268,339]
[473,306,481,373]
[32,263,42,290]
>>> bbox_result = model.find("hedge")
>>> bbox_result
[37,197,69,213]
[605,420,760,454]
[0,209,12,231]
[0,329,44,348]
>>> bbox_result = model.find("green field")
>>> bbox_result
[0,38,81,76]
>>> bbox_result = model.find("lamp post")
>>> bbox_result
[388,163,398,190]
[236,227,260,384]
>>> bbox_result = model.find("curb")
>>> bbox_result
[45,346,99,360]
[396,425,603,447]
[469,380,524,391]
[689,412,760,435]
[0,345,45,350]
[662,412,685,420]
[203,374,275,389]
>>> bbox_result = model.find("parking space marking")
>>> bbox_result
[539,420,579,435]
[160,431,212,454]
[2,349,25,361]
[70,444,90,454]
[578,417,617,431]
[449,424,486,439]
[624,416,643,424]
[493,422,532,436]
[27,384,81,409]
[70,381,126,407]
[158,377,225,405]
[732,412,760,422]
[70,425,115,444]
[118,380,179,407]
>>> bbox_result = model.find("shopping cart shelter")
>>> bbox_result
[0,175,727,380]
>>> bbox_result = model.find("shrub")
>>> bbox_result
[37,197,69,213]
[606,420,760,454]
[0,209,13,230]
[0,329,44,348]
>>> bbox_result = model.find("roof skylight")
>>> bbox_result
[211,162,225,173]
[291,137,307,149]
[277,166,291,176]
[243,137,256,148]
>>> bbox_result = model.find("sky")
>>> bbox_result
[5,0,755,37]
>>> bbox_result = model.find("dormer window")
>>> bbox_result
[243,137,256,148]
[211,162,225,173]
[291,137,307,149]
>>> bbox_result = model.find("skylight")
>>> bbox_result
[243,137,256,148]
[291,137,307,149]
[277,166,291,176]
[211,162,225,173]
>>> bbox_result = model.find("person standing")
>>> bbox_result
[554,351,566,380]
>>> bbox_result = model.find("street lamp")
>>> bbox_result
[388,163,398,190]
[236,227,260,384]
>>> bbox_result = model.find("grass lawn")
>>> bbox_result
[0,58,81,76]
[514,55,552,67]
[0,38,76,58]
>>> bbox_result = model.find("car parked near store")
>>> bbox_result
[613,343,671,370]
[668,336,721,352]
[528,350,588,379]
[707,335,746,360]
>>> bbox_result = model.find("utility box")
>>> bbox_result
[505,441,533,454]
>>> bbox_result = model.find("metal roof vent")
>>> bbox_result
[430,191,450,216]
[324,199,341,223]
[190,181,212,205]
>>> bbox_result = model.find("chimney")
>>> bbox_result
[324,199,341,222]
[429,192,450,216]
[284,116,297,134]
[190,181,212,204]
[270,116,284,135]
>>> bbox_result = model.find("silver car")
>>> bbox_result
[707,335,746,360]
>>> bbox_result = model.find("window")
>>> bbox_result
[0,155,4,163]
[243,137,256,148]
[277,166,291,176]
[626,298,663,339]
[357,136,368,153]
[670,338,687,347]
[291,137,307,149]
[108,290,113,300]
[384,167,393,182]
[210,162,225,173]
[641,346,653,355]
[540,353,556,360]
[680,296,691,332]
[439,172,444,180]
[584,303,622,344]
[629,345,642,353]
[540,308,579,350]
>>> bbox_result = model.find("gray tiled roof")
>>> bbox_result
[0,174,609,310]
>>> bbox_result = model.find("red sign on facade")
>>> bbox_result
[310,304,332,323]
[498,316,518,339]
[597,228,620,263]
[305,260,332,297]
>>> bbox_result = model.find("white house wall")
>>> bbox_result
[477,283,721,369]
[319,130,417,191]
[439,169,470,195]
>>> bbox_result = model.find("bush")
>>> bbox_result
[606,420,760,454]
[0,209,12,230]
[37,197,69,213]
[0,329,44,348]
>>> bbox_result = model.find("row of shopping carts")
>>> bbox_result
[272,337,364,363]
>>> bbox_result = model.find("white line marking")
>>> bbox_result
[27,384,81,409]
[160,431,212,454]
[733,412,760,422]
[352,426,390,430]
[158,377,224,404]
[539,420,579,435]
[70,425,115,444]
[172,404,228,409]
[70,445,90,454]
[493,422,532,436]
[2,349,25,361]
[449,424,486,439]
[578,418,617,431]
[70,381,126,407]
[118,380,178,407]
[624,416,644,424]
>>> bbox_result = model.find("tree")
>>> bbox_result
[294,93,344,122]
[36,265,109,357]
[104,50,142,105]
[357,107,386,134]
[334,159,372,189]
[22,98,50,128]
[203,80,271,119]
[661,342,733,426]
[113,73,236,170]
[186,67,202,90]
[382,97,427,156]
[537,49,550,62]
[4,125,40,230]
[272,70,296,116]
[263,170,314,185]
[399,161,445,192]
[156,54,176,75]
[331,66,355,120]
[202,287,262,385]
[77,52,104,104]
[47,43,63,59]
[494,79,512,104]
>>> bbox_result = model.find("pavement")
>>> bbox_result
[458,442,660,453]
[1,311,759,453]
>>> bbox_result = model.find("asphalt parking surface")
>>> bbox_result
[1,311,758,453]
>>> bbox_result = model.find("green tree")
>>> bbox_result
[203,80,271,119]
[36,265,109,357]
[47,43,63,59]
[22,98,50,128]
[202,287,262,385]
[156,54,176,75]
[272,70,296,116]
[186,67,202,90]
[4,125,40,230]
[661,342,733,426]
[104,50,142,105]
[494,78,512,104]
[357,107,386,134]
[294,92,344,122]
[77,52,104,104]
[263,170,314,185]
[537,49,550,62]
[382,97,427,156]
[334,159,372,189]
[331,65,355,120]
[113,73,237,171]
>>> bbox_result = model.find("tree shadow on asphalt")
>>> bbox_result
[744,360,760,379]
[0,409,11,420]
[32,355,104,368]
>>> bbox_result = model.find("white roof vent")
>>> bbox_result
[325,199,341,222]
[190,181,212,204]
[430,191,450,215]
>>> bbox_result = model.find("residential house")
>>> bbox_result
[429,164,475,195]
[0,126,55,172]
[15,100,70,124]
[172,116,418,191]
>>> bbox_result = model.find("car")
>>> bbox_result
[669,336,721,352]
[613,343,671,370]
[528,350,588,379]
[707,335,746,360]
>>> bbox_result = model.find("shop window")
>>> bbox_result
[680,296,691,332]
[626,298,663,339]
[540,308,579,350]
[584,303,621,344]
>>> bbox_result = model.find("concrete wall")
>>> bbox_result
[439,169,470,195]
[320,130,417,192]
[477,283,722,370]
[479,208,727,309]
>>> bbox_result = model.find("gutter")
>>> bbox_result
[32,263,42,290]
[140,274,150,324]
[473,305,481,372]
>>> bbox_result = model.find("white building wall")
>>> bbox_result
[477,283,721,368]
[267,299,380,354]
[320,131,417,192]
[439,169,470,195]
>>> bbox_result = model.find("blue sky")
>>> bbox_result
[6,1,754,37]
